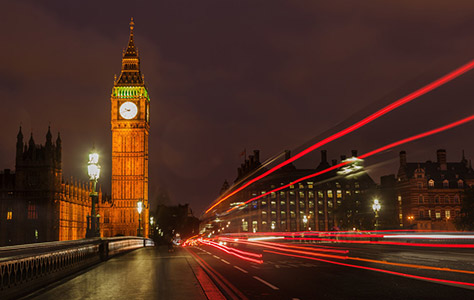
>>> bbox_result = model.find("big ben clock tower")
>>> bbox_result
[110,18,150,237]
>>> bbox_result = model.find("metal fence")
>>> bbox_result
[0,237,154,299]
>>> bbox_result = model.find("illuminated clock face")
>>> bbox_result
[119,102,138,119]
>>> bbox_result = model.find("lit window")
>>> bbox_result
[327,190,333,198]
[261,201,267,206]
[428,179,434,187]
[308,191,314,198]
[299,191,305,199]
[290,211,296,218]
[317,191,324,198]
[318,210,323,215]
[7,211,12,220]
[435,212,441,219]
[280,200,286,206]
[290,185,294,189]
[279,191,286,198]
[299,201,305,208]
[307,182,314,189]
[328,201,333,208]
[271,192,276,199]
[336,190,342,198]
[445,210,451,219]
[298,183,304,189]
[290,200,295,205]
[271,201,276,208]
[309,201,314,208]
[354,182,360,189]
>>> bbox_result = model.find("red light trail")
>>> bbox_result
[264,250,474,288]
[205,59,474,214]
[226,114,474,213]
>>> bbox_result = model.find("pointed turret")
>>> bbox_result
[16,126,23,149]
[16,126,24,162]
[46,126,52,148]
[28,133,35,149]
[116,18,144,86]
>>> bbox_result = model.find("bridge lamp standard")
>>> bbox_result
[137,200,143,237]
[86,149,101,238]
[372,199,381,231]
[303,215,308,231]
[150,216,154,237]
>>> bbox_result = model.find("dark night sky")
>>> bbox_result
[2,1,474,215]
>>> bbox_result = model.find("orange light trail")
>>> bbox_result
[226,114,474,213]
[205,59,474,214]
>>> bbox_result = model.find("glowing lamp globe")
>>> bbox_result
[137,201,143,214]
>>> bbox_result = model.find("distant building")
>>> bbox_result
[0,127,112,246]
[202,150,377,233]
[396,149,474,230]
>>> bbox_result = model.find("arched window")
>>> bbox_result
[458,180,464,188]
[428,179,435,187]
[443,180,449,188]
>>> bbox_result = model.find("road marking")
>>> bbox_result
[250,265,260,269]
[221,259,231,264]
[234,266,248,273]
[213,255,221,259]
[253,276,279,290]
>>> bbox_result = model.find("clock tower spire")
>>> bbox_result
[109,18,150,237]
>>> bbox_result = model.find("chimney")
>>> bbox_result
[437,149,447,171]
[321,150,328,163]
[399,151,407,167]
[285,150,291,161]
[351,150,358,157]
[332,159,337,166]
[249,155,255,165]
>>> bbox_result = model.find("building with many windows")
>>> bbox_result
[396,149,474,230]
[202,150,377,233]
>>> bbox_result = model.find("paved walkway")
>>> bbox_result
[27,246,210,300]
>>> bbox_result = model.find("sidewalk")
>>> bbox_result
[27,246,223,300]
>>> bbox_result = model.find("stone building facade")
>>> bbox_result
[0,127,112,246]
[396,149,474,230]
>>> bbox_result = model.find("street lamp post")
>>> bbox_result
[372,199,381,231]
[137,200,143,236]
[303,215,308,231]
[150,216,154,238]
[86,149,101,238]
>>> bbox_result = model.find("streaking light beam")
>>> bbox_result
[206,60,474,214]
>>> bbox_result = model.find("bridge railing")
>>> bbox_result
[0,236,154,300]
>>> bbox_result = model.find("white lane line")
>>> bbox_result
[253,276,279,290]
[250,265,260,269]
[221,259,231,264]
[213,255,221,259]
[233,266,249,273]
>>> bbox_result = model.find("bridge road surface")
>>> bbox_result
[188,244,474,300]
[24,246,209,300]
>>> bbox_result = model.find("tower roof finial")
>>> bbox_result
[130,17,134,32]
